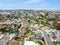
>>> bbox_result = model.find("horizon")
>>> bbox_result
[0,9,60,11]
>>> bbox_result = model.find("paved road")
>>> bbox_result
[41,30,54,45]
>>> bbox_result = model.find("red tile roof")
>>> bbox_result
[8,41,21,45]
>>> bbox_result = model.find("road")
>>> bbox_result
[41,30,54,45]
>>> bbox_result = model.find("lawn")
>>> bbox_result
[53,41,60,45]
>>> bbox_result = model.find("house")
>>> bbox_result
[0,34,3,39]
[30,24,39,29]
[18,27,26,37]
[55,35,60,42]
[34,30,41,34]
[31,27,37,31]
[39,12,45,16]
[2,33,10,41]
[18,31,24,37]
[0,40,7,45]
[24,38,39,45]
[8,40,22,45]
[57,21,60,30]
[48,29,59,37]
[41,26,50,30]
[34,34,42,39]
[9,33,15,40]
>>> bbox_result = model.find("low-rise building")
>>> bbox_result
[0,34,4,39]
[8,40,22,45]
[0,40,7,45]
[24,38,39,45]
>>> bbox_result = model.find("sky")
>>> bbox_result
[0,0,60,10]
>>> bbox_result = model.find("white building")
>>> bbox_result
[24,38,39,45]
[0,34,3,39]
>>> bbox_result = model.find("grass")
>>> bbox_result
[53,41,60,45]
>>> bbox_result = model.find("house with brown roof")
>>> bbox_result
[18,27,26,37]
[8,40,22,45]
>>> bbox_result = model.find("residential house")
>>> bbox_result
[18,27,26,37]
[9,33,15,40]
[0,40,7,45]
[0,34,4,39]
[8,40,22,45]
[34,34,42,40]
[2,33,10,41]
[24,38,39,45]
[55,35,60,42]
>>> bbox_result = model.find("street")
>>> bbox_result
[41,30,54,45]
